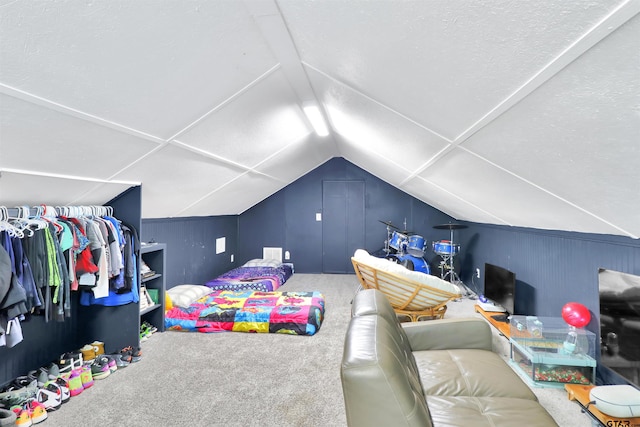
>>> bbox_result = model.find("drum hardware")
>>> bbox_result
[432,223,468,284]
[390,254,430,275]
[379,220,399,256]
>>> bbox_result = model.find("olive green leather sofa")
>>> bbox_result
[340,289,559,427]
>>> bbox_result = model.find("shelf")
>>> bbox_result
[139,243,166,339]
[140,303,161,316]
[142,273,162,283]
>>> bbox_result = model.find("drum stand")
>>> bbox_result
[432,223,467,285]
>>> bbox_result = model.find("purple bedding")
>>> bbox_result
[204,264,293,292]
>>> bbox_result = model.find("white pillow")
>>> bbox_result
[242,258,283,268]
[166,284,213,308]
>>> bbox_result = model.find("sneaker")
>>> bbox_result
[0,407,17,426]
[0,379,37,408]
[131,347,142,363]
[36,382,61,412]
[90,358,110,380]
[46,363,61,380]
[10,405,31,427]
[80,365,94,389]
[109,353,130,369]
[100,355,117,373]
[119,346,133,364]
[91,340,105,356]
[80,344,96,364]
[26,369,48,388]
[52,376,70,403]
[25,399,47,424]
[58,352,83,374]
[63,369,83,397]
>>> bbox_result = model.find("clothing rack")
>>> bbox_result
[0,186,143,387]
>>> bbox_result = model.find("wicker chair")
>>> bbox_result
[351,253,461,321]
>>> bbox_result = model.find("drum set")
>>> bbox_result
[379,220,467,284]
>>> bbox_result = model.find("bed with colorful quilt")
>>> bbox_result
[203,259,293,292]
[164,286,325,336]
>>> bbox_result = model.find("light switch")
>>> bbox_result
[316,213,322,221]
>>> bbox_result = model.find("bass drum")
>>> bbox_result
[393,254,430,275]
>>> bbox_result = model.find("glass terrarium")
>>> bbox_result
[509,316,597,387]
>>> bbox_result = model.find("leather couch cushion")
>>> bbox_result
[426,396,558,427]
[415,349,537,400]
[341,315,432,427]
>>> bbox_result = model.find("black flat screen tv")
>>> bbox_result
[598,268,640,388]
[484,263,517,317]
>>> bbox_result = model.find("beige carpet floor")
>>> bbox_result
[41,273,593,426]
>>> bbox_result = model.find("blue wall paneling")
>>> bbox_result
[140,215,238,288]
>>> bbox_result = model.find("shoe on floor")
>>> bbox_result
[0,378,37,408]
[63,369,83,397]
[131,347,142,363]
[36,382,61,412]
[10,405,31,427]
[80,344,96,364]
[52,376,70,403]
[98,355,117,373]
[58,352,83,374]
[109,353,130,369]
[90,358,111,380]
[26,399,47,424]
[0,407,16,427]
[90,340,105,356]
[119,346,133,364]
[80,365,94,389]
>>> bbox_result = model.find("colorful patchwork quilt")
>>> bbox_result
[164,290,325,336]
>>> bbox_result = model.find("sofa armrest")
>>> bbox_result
[402,318,492,351]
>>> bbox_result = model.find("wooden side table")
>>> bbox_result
[565,384,640,427]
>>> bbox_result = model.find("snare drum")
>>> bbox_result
[407,235,427,257]
[394,254,430,274]
[432,240,459,255]
[389,231,407,252]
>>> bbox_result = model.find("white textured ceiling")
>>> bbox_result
[1,0,638,238]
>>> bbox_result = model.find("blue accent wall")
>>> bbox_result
[141,215,238,289]
[238,157,456,273]
[139,156,640,386]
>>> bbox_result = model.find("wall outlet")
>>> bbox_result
[231,254,234,263]
[475,268,481,278]
[285,251,290,260]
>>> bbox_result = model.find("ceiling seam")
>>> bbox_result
[169,139,284,183]
[0,167,140,186]
[302,61,453,144]
[166,63,282,142]
[452,0,640,145]
[404,174,512,226]
[400,0,640,189]
[458,147,638,239]
[173,170,257,216]
[0,83,165,145]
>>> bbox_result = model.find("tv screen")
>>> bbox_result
[484,263,516,316]
[598,268,640,388]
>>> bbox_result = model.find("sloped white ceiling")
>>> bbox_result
[1,0,638,239]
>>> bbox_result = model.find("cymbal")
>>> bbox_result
[378,220,399,229]
[433,223,468,230]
